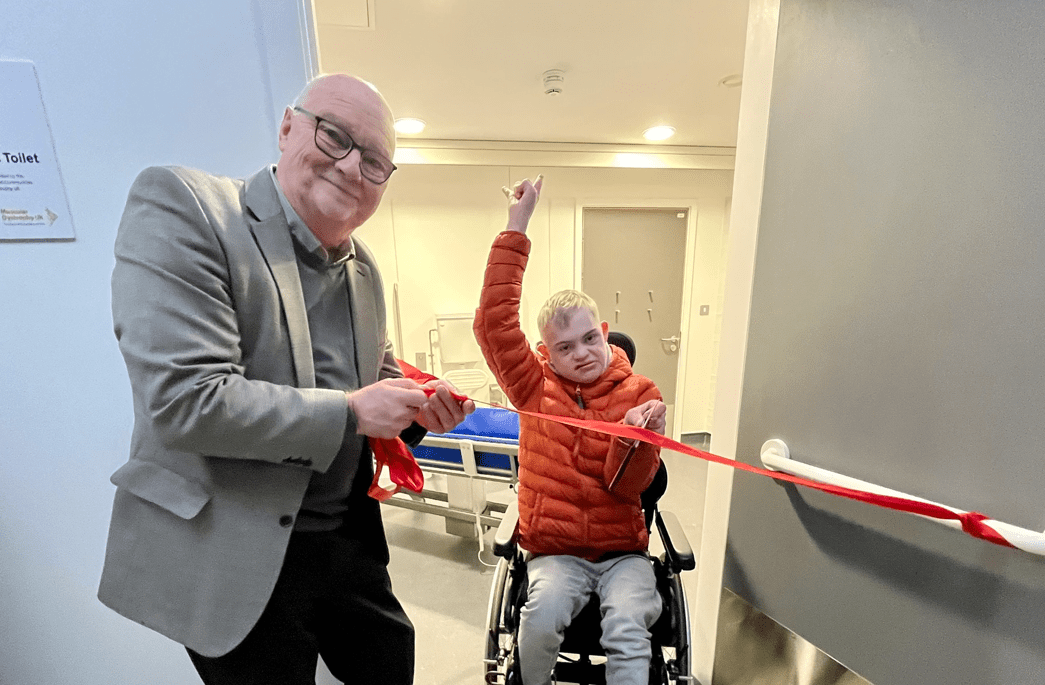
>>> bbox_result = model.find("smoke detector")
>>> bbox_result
[542,69,565,96]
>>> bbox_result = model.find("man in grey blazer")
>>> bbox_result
[99,74,472,684]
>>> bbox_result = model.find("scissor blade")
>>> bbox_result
[608,410,652,492]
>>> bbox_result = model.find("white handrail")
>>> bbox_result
[759,439,1045,556]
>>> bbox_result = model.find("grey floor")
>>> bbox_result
[317,473,503,685]
[385,496,500,684]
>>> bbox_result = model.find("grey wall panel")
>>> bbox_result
[726,1,1045,683]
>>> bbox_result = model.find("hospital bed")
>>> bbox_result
[381,407,520,539]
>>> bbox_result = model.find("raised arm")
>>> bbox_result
[473,176,546,409]
[503,174,543,233]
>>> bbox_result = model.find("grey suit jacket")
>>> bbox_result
[99,166,402,657]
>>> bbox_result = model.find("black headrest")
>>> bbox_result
[607,331,636,365]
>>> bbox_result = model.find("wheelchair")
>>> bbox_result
[482,463,697,685]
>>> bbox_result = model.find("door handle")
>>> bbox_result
[660,335,680,353]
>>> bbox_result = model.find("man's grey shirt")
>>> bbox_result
[270,166,366,532]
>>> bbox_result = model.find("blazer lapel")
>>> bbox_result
[348,259,380,385]
[245,170,316,389]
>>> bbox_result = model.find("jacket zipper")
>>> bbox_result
[572,386,585,461]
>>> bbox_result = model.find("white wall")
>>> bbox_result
[0,2,310,683]
[693,3,781,681]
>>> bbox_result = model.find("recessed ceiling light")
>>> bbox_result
[394,118,426,135]
[643,125,676,142]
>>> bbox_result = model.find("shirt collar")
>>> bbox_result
[268,165,355,267]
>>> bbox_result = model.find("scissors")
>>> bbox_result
[608,408,652,493]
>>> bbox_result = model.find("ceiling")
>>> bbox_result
[312,0,750,150]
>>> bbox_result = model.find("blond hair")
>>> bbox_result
[537,290,601,338]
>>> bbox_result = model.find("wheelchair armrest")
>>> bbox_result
[655,510,696,572]
[493,498,520,559]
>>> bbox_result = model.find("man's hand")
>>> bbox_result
[415,380,476,434]
[503,175,544,234]
[623,400,667,435]
[347,378,429,439]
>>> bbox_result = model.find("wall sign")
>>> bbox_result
[0,61,74,241]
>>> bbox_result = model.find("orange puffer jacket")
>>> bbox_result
[473,231,661,560]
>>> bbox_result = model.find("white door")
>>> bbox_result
[581,207,688,431]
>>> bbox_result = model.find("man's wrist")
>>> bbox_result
[343,391,360,440]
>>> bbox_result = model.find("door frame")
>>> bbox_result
[574,199,701,440]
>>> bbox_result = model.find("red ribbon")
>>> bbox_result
[379,361,1014,549]
[366,362,473,502]
[368,435,426,502]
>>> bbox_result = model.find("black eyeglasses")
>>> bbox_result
[292,107,397,184]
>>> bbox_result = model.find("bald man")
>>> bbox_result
[99,74,473,684]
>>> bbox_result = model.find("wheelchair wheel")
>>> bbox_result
[649,564,692,685]
[483,556,523,684]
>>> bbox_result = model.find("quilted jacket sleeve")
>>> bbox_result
[473,231,545,410]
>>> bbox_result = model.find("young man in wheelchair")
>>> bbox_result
[474,176,668,685]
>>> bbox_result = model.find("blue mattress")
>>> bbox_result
[413,407,519,472]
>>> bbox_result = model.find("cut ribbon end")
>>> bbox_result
[368,436,425,502]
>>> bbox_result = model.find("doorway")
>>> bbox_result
[581,207,689,433]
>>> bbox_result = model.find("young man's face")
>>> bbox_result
[540,307,611,385]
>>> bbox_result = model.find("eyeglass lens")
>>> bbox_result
[314,120,393,183]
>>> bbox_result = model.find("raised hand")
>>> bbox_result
[623,399,667,435]
[503,174,544,234]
